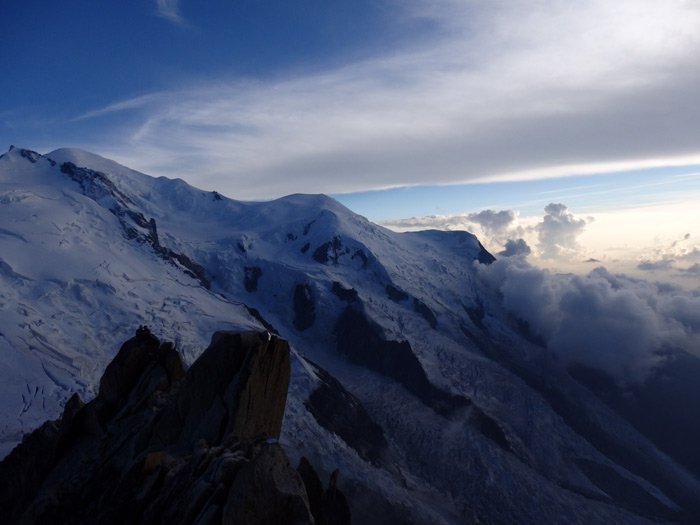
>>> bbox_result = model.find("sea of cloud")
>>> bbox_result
[476,257,700,382]
[386,201,700,382]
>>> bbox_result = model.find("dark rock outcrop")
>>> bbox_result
[463,301,486,331]
[297,458,352,525]
[244,306,279,335]
[98,325,180,410]
[477,243,496,264]
[413,297,437,329]
[151,331,291,448]
[243,266,262,292]
[305,362,387,466]
[0,329,322,525]
[223,444,313,525]
[473,407,513,453]
[60,161,133,209]
[313,236,346,265]
[334,305,469,417]
[293,283,316,331]
[60,161,211,289]
[331,281,359,303]
[385,284,409,303]
[575,459,676,521]
[20,147,42,163]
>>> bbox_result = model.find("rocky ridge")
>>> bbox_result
[0,328,349,525]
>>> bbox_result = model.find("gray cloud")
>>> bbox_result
[537,203,588,259]
[672,233,692,248]
[75,0,700,199]
[635,239,700,274]
[638,259,675,271]
[499,239,531,258]
[466,210,516,238]
[477,258,700,382]
[382,210,519,239]
[381,208,526,258]
[380,214,471,231]
[683,264,700,275]
[384,203,589,261]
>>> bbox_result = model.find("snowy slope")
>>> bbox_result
[2,146,700,523]
[0,147,259,457]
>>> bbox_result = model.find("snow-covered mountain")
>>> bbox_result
[2,145,700,524]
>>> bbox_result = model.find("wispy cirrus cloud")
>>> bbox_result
[78,0,700,199]
[74,94,161,121]
[537,203,591,260]
[155,0,186,26]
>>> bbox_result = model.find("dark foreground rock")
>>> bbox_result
[0,328,348,525]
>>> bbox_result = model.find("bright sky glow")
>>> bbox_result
[2,0,700,281]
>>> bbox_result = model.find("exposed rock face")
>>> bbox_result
[151,331,291,448]
[293,283,316,331]
[335,305,469,416]
[313,236,345,264]
[331,281,359,303]
[223,444,314,525]
[244,265,263,292]
[98,325,180,409]
[60,161,211,289]
[0,329,327,525]
[304,362,387,466]
[297,458,352,525]
[412,297,437,329]
[385,284,409,303]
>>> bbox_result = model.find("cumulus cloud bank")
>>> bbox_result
[499,239,531,258]
[537,203,589,259]
[477,258,700,382]
[384,202,590,262]
[635,234,700,275]
[466,210,517,240]
[81,0,700,198]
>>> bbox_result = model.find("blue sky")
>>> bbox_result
[335,165,700,222]
[1,0,411,142]
[3,0,700,277]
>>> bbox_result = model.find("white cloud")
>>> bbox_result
[381,214,473,231]
[537,203,589,260]
[632,232,700,275]
[155,0,185,26]
[477,258,700,382]
[74,94,160,121]
[384,200,700,284]
[78,0,700,199]
[384,203,590,262]
[466,210,516,240]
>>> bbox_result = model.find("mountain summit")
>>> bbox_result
[2,146,700,523]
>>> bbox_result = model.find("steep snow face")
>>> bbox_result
[2,146,700,524]
[0,147,258,457]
